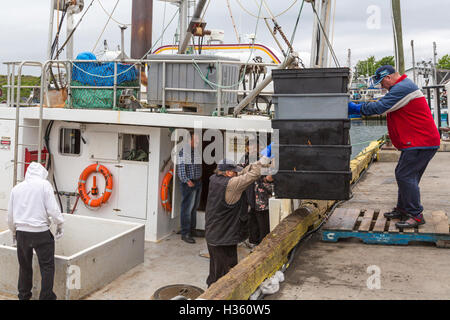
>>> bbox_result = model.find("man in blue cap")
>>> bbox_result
[204,146,273,287]
[348,65,441,229]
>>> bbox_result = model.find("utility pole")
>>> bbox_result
[347,48,351,68]
[391,0,405,74]
[411,40,417,83]
[433,41,438,85]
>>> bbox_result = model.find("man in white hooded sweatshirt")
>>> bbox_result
[7,162,64,300]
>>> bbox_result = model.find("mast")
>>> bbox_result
[391,0,405,74]
[131,0,153,59]
[309,0,333,68]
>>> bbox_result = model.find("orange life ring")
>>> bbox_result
[161,169,173,212]
[78,164,113,208]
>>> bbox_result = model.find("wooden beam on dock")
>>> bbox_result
[198,203,329,300]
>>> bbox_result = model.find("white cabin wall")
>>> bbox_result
[0,118,45,210]
[155,128,179,241]
[0,119,15,210]
[49,121,164,242]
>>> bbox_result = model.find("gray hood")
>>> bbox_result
[25,162,49,181]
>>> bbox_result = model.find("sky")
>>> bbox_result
[0,0,449,75]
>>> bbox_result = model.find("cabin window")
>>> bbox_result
[59,128,81,155]
[120,134,149,162]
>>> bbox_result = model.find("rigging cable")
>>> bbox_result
[226,0,241,43]
[92,0,121,53]
[289,0,305,46]
[235,0,298,19]
[97,0,131,26]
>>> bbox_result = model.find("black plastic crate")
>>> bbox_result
[272,68,350,94]
[273,170,352,200]
[272,119,350,145]
[278,144,351,172]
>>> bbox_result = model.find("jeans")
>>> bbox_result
[16,230,57,300]
[206,244,237,287]
[248,208,260,245]
[255,209,270,244]
[180,179,202,237]
[395,148,437,217]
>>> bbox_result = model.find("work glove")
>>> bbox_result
[259,156,272,165]
[348,102,362,116]
[55,224,64,240]
[260,143,274,159]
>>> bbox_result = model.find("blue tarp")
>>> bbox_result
[72,52,138,87]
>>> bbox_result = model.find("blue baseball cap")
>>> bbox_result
[218,159,243,172]
[371,65,396,86]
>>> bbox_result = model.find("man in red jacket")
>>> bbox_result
[349,65,441,229]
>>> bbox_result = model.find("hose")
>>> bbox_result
[44,120,64,213]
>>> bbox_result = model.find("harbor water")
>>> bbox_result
[349,119,388,159]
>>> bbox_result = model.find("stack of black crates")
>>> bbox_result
[271,68,352,200]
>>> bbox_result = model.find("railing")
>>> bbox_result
[3,58,277,114]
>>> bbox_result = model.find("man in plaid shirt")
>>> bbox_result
[176,133,202,244]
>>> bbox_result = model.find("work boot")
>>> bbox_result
[395,213,426,229]
[182,235,196,244]
[384,207,408,220]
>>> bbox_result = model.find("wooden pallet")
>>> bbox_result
[321,208,450,247]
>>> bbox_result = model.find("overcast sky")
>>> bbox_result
[0,0,449,75]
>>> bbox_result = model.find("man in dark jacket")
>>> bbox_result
[205,155,271,287]
[349,65,440,229]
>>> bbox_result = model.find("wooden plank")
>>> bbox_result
[432,210,449,234]
[323,208,349,230]
[419,211,436,234]
[373,214,387,232]
[403,226,415,233]
[338,208,362,231]
[358,209,375,232]
[388,218,400,233]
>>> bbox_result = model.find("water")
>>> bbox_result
[350,119,388,159]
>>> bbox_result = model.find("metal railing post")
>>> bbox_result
[67,61,72,108]
[6,63,11,107]
[216,61,222,115]
[37,62,47,165]
[113,61,118,109]
[13,61,26,186]
[162,62,166,109]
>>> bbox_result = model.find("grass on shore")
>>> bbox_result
[0,75,41,103]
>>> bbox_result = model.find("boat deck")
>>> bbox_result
[270,151,450,300]
[0,229,252,300]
